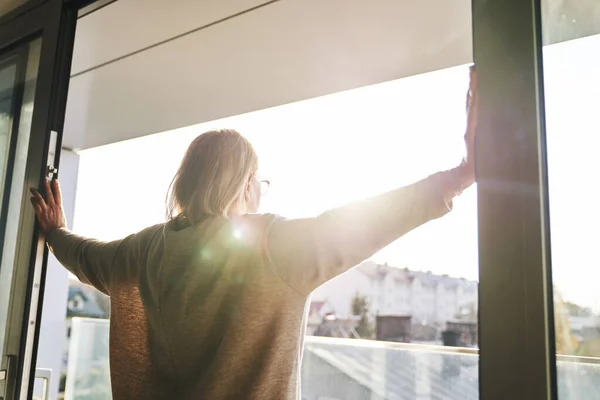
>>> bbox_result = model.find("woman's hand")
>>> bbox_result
[457,65,478,189]
[30,179,67,236]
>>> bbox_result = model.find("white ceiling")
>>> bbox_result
[70,0,273,76]
[63,0,472,150]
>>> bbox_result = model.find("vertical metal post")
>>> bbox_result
[473,0,558,398]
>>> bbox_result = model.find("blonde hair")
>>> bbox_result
[166,129,258,224]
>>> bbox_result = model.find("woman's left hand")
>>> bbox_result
[458,65,478,189]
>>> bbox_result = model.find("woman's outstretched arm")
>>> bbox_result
[30,179,161,295]
[265,167,468,296]
[264,67,478,296]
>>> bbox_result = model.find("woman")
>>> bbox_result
[31,67,478,400]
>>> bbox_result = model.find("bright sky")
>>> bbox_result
[73,34,600,311]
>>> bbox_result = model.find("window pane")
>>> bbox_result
[0,37,41,368]
[542,0,600,397]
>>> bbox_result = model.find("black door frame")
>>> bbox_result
[473,0,558,398]
[0,0,91,398]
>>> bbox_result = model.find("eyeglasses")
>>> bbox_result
[260,179,270,196]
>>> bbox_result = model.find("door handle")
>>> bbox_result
[34,368,52,400]
[46,130,58,180]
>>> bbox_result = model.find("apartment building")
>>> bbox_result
[312,261,477,328]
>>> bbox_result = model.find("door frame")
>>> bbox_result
[473,0,558,398]
[0,0,88,398]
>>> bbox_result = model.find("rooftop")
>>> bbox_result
[357,261,478,291]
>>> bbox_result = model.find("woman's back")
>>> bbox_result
[57,213,308,399]
[138,215,307,399]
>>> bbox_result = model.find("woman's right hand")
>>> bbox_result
[30,179,67,236]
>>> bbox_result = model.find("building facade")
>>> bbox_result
[311,261,478,329]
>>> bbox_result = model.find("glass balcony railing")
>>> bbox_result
[64,318,111,400]
[302,336,479,400]
[64,317,600,400]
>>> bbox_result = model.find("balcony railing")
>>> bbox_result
[64,318,600,400]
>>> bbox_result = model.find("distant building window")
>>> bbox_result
[68,295,84,312]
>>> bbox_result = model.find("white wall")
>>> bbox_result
[71,0,273,76]
[64,0,472,150]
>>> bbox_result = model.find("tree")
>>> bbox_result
[351,292,374,339]
[554,288,580,355]
[563,301,593,317]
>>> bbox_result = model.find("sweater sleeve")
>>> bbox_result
[46,224,164,295]
[264,171,455,296]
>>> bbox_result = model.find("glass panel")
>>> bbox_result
[542,0,600,396]
[0,60,18,204]
[64,318,111,400]
[0,0,32,17]
[0,37,41,365]
[302,337,479,400]
[66,318,600,399]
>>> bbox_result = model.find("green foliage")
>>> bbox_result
[351,292,374,339]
